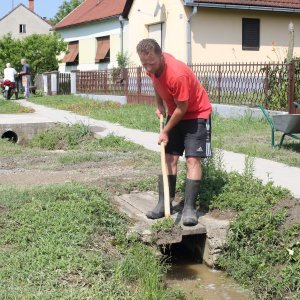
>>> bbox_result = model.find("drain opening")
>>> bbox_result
[1,131,18,143]
[160,234,206,264]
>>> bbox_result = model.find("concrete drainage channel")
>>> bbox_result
[0,123,105,144]
[0,122,58,144]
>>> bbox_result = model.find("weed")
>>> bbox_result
[115,242,169,299]
[151,217,177,233]
[29,123,92,150]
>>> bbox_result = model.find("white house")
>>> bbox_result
[0,0,52,39]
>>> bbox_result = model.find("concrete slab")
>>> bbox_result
[114,191,207,245]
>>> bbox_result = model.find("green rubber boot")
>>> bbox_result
[182,179,201,226]
[146,175,176,219]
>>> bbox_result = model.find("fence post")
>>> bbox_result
[288,61,296,114]
[264,64,270,108]
[137,67,142,103]
[51,71,59,95]
[217,65,221,103]
[42,72,48,95]
[122,68,128,95]
[71,70,77,94]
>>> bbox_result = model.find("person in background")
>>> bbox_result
[20,58,31,98]
[3,63,17,85]
[136,38,212,226]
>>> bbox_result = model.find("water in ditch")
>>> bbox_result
[166,263,251,300]
[163,236,252,300]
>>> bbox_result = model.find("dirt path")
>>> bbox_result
[0,152,158,187]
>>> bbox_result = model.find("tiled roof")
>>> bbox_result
[55,0,132,29]
[192,0,300,9]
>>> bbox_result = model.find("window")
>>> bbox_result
[95,36,110,63]
[19,24,26,33]
[62,41,79,65]
[242,18,260,51]
[148,23,163,48]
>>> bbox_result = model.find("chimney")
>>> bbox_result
[29,0,34,12]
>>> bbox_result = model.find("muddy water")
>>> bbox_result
[166,263,251,300]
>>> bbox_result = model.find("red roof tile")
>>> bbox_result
[55,0,131,29]
[193,0,300,9]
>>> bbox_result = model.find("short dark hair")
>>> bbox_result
[136,39,162,55]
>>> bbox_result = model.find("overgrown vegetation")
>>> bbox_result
[261,59,300,111]
[0,33,66,82]
[193,153,299,299]
[0,183,172,299]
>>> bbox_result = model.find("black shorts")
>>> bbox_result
[165,117,212,158]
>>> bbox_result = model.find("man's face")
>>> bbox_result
[138,50,163,75]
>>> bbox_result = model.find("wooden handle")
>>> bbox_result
[159,115,171,218]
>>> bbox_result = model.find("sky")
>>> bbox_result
[0,0,65,19]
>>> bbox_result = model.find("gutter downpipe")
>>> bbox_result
[187,6,197,65]
[119,15,124,54]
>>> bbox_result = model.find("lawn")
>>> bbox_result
[28,95,300,167]
[0,99,33,113]
[0,122,299,299]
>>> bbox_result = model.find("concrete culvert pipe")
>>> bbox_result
[1,130,18,143]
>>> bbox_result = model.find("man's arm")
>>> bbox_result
[154,88,166,118]
[159,100,188,145]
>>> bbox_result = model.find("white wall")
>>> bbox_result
[0,5,51,38]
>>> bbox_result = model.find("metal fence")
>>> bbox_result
[74,60,300,112]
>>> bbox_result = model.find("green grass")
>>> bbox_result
[0,99,33,113]
[0,184,171,299]
[1,112,299,299]
[28,95,300,167]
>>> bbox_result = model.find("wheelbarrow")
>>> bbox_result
[258,102,300,148]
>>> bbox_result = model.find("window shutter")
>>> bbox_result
[242,19,260,51]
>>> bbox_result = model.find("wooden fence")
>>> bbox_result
[58,73,71,95]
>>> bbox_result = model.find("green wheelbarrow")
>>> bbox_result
[259,103,300,148]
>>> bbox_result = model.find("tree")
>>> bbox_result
[51,0,84,25]
[0,33,66,83]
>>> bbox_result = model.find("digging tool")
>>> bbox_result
[159,115,171,218]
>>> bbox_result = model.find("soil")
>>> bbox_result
[1,148,298,232]
[272,196,300,229]
[0,152,158,188]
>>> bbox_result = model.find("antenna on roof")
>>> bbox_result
[12,0,14,10]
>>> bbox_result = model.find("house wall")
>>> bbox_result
[0,5,51,38]
[190,8,300,63]
[128,0,187,65]
[57,18,126,72]
[128,2,300,65]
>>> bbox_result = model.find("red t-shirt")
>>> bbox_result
[147,53,212,120]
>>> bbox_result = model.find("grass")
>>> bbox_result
[0,183,172,299]
[0,99,33,113]
[1,115,299,299]
[28,95,300,167]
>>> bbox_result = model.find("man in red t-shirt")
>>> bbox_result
[136,38,212,226]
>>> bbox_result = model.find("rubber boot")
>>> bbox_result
[146,174,176,219]
[182,179,201,226]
